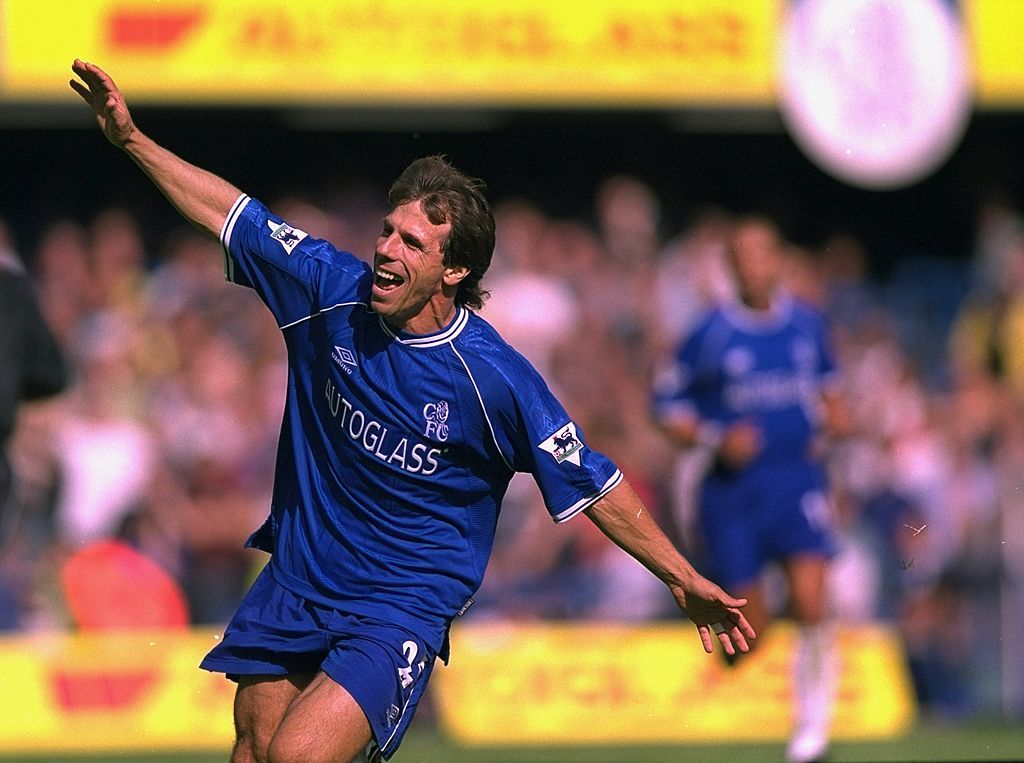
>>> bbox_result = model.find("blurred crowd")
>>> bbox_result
[1,174,1023,721]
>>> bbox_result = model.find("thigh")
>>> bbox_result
[269,621,438,763]
[232,673,314,763]
[783,553,830,625]
[320,623,437,760]
[268,672,371,763]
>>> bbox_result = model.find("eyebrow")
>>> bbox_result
[383,216,426,251]
[402,230,426,251]
[382,212,434,252]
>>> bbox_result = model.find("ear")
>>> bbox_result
[443,265,471,287]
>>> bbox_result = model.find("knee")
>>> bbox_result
[792,598,827,625]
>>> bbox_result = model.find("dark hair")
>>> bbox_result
[389,156,495,310]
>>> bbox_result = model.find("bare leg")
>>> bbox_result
[784,553,835,763]
[232,674,314,763]
[267,671,373,763]
[786,553,828,625]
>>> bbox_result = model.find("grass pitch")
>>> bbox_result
[2,720,1022,762]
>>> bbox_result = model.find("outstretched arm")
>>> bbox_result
[69,59,241,239]
[584,480,755,655]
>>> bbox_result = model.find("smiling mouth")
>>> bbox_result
[374,268,405,291]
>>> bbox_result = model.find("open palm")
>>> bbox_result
[69,59,134,147]
[672,577,755,656]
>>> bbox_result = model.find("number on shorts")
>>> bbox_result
[398,640,419,689]
[800,490,831,531]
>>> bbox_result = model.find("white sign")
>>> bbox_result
[778,0,972,190]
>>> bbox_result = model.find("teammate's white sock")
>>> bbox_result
[787,623,837,763]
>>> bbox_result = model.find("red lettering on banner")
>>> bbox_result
[50,670,158,712]
[459,12,554,58]
[524,663,635,706]
[106,7,206,51]
[528,664,551,701]
[235,10,333,55]
[238,15,287,50]
[606,12,748,59]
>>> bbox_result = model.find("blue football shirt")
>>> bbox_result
[220,195,621,652]
[652,296,838,466]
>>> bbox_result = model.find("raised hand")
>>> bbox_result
[67,59,240,239]
[69,59,135,148]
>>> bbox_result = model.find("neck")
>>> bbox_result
[388,299,458,335]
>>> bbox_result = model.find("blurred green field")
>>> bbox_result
[3,721,1022,763]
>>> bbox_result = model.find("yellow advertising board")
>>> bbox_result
[0,629,235,754]
[433,620,916,744]
[1,0,778,106]
[3,0,1022,107]
[0,621,913,752]
[963,0,1024,106]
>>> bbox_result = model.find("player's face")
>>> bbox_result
[373,200,466,333]
[729,221,783,309]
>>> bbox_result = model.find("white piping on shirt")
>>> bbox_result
[220,193,251,283]
[378,307,469,347]
[450,344,514,472]
[278,301,367,331]
[553,469,623,523]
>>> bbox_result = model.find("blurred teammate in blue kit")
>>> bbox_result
[653,216,849,763]
[71,59,754,763]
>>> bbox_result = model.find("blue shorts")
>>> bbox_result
[699,462,837,589]
[200,565,436,760]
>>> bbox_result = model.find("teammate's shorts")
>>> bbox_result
[698,461,837,590]
[200,565,436,760]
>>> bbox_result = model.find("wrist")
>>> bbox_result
[667,570,700,607]
[664,559,700,591]
[119,125,145,153]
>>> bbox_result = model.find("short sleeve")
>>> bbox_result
[220,195,368,327]
[651,325,706,426]
[483,354,621,523]
[793,304,839,385]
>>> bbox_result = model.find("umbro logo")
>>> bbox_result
[386,703,401,726]
[331,345,357,374]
